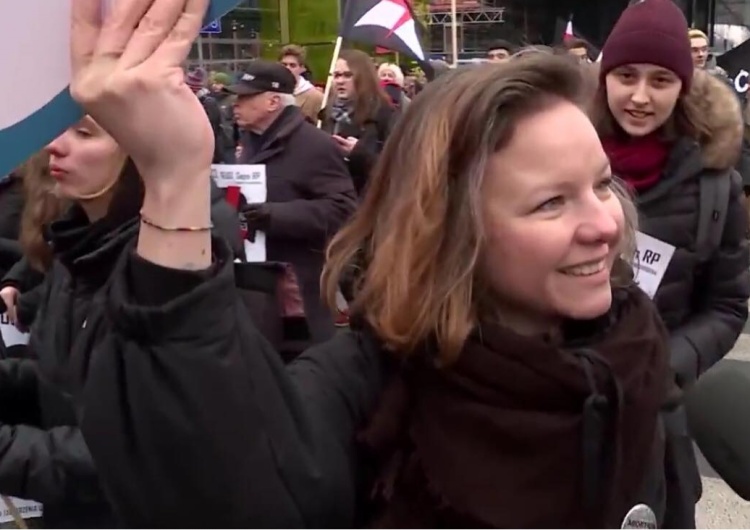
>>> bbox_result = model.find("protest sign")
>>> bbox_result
[0,0,241,177]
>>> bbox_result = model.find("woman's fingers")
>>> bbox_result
[70,0,103,76]
[94,0,155,60]
[120,0,189,69]
[147,0,210,67]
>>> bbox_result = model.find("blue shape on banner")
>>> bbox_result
[0,0,241,178]
[201,19,223,34]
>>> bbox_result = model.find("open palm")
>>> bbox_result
[69,0,214,179]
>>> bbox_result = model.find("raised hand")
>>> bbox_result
[69,0,214,182]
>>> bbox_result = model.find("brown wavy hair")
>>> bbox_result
[336,49,391,125]
[17,152,69,272]
[322,53,638,364]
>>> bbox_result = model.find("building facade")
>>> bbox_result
[188,0,750,78]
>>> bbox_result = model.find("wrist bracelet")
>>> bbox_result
[140,211,213,232]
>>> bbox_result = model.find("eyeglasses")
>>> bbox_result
[333,71,354,79]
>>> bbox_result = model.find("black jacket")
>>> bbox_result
[635,73,750,387]
[0,189,241,527]
[238,107,357,346]
[76,245,671,527]
[0,177,23,241]
[594,69,750,530]
[322,102,396,195]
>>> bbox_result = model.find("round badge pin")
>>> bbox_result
[620,503,657,529]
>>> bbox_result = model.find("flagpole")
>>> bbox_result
[451,0,458,66]
[317,36,344,129]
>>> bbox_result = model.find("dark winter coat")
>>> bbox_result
[75,243,674,527]
[238,106,357,346]
[591,67,750,529]
[322,102,396,195]
[0,177,23,242]
[0,189,242,527]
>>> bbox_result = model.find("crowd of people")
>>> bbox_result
[0,0,748,527]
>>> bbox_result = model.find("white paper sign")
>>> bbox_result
[0,497,43,524]
[211,164,268,262]
[633,231,676,299]
[0,313,29,348]
[0,0,243,177]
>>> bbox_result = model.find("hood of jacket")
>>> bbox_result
[588,66,744,172]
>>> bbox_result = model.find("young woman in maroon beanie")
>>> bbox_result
[591,0,750,527]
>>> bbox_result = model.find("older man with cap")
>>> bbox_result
[225,60,356,356]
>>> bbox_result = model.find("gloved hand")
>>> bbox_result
[240,203,271,242]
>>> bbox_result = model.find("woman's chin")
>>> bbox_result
[558,290,613,321]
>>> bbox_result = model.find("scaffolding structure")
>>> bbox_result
[428,7,506,25]
[426,0,506,55]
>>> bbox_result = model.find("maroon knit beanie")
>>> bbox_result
[600,0,693,90]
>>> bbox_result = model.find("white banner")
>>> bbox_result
[0,0,242,177]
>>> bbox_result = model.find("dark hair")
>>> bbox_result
[105,158,145,226]
[487,40,516,54]
[337,49,392,125]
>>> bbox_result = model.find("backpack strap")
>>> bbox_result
[696,171,733,263]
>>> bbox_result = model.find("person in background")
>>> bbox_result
[323,48,396,195]
[0,152,68,333]
[210,71,232,94]
[564,37,592,62]
[186,67,229,163]
[279,44,324,123]
[0,169,25,241]
[688,29,709,70]
[485,39,515,62]
[229,60,356,351]
[592,0,750,526]
[377,62,410,109]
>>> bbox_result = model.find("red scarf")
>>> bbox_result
[600,134,670,193]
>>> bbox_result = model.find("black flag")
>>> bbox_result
[717,39,750,96]
[339,0,427,62]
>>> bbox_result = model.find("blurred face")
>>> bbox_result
[233,92,281,132]
[487,48,511,63]
[379,68,397,83]
[45,116,124,200]
[281,54,304,81]
[605,63,682,137]
[691,36,709,68]
[481,100,624,334]
[568,46,588,61]
[334,59,355,100]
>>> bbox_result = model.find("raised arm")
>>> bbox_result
[69,1,384,526]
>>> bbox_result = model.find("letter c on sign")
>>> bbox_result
[735,70,750,94]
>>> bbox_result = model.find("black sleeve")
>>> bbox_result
[0,423,104,508]
[81,238,385,527]
[0,238,22,275]
[16,283,44,330]
[0,359,104,507]
[0,180,24,241]
[0,358,41,426]
[266,137,357,243]
[1,257,45,294]
[670,173,750,385]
